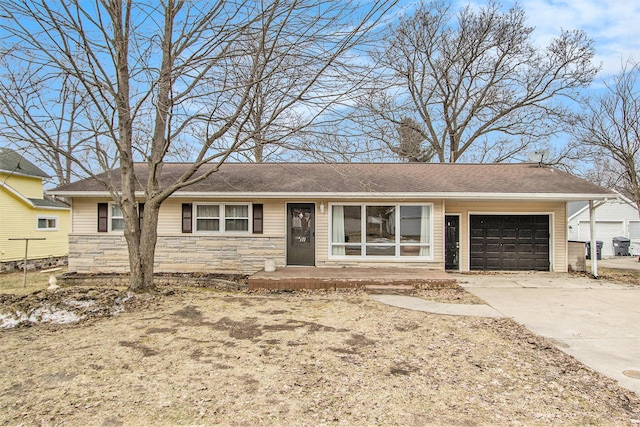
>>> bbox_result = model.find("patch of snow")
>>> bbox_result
[28,306,84,324]
[1,305,85,328]
[0,311,28,329]
[65,299,97,309]
[113,293,132,314]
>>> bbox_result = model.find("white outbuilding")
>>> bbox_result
[568,196,640,257]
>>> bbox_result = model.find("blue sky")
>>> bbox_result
[510,0,640,80]
[382,0,640,164]
[399,0,640,85]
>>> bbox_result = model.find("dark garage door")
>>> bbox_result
[470,215,550,271]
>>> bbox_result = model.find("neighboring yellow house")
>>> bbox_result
[0,147,70,270]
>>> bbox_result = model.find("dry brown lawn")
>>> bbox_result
[0,268,68,296]
[595,267,640,286]
[1,284,639,426]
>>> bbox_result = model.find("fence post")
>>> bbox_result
[8,238,46,287]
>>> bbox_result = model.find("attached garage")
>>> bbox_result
[470,215,550,271]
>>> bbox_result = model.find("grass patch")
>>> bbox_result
[0,268,68,295]
[586,266,640,285]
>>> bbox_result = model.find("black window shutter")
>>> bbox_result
[97,203,108,232]
[138,203,145,230]
[182,203,193,233]
[253,204,263,234]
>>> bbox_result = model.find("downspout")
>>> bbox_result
[589,199,609,279]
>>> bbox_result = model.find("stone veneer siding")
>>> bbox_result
[0,256,68,273]
[69,235,286,275]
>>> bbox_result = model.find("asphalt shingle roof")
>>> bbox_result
[0,147,49,179]
[29,198,69,208]
[52,162,614,198]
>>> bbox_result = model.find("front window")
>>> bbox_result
[225,205,249,231]
[37,216,58,230]
[195,203,250,233]
[196,204,220,231]
[111,204,125,231]
[331,204,432,258]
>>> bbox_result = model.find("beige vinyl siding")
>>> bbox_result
[73,198,287,236]
[262,200,286,236]
[445,200,567,272]
[159,199,285,236]
[315,201,328,265]
[71,198,103,234]
[156,200,183,235]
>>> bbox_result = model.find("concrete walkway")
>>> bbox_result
[370,272,640,395]
[369,294,504,318]
[595,256,640,271]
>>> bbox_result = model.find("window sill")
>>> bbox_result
[328,256,435,262]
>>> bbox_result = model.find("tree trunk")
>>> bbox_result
[125,202,160,292]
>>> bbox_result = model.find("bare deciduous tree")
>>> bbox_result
[0,0,395,291]
[0,64,94,186]
[572,60,640,213]
[394,117,433,162]
[357,0,599,163]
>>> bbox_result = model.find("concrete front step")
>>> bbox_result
[363,284,416,295]
[248,267,457,291]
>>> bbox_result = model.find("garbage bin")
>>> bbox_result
[612,236,631,256]
[586,241,603,260]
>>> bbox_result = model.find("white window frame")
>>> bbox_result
[36,215,59,231]
[329,203,434,260]
[195,203,221,232]
[110,203,125,232]
[194,203,251,234]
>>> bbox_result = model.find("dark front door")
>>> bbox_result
[445,215,459,270]
[287,203,315,266]
[470,215,550,271]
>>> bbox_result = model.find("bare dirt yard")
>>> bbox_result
[1,280,640,427]
[0,276,640,426]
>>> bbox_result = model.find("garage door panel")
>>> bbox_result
[485,257,503,270]
[503,228,517,238]
[471,229,484,238]
[502,259,519,269]
[519,228,533,238]
[503,244,517,252]
[470,259,485,269]
[470,215,549,271]
[534,229,548,239]
[470,244,485,254]
[485,243,502,253]
[535,259,550,269]
[486,228,502,238]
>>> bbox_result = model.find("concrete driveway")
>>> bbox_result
[456,272,640,395]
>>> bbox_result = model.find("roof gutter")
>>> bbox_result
[0,169,49,179]
[47,190,615,202]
